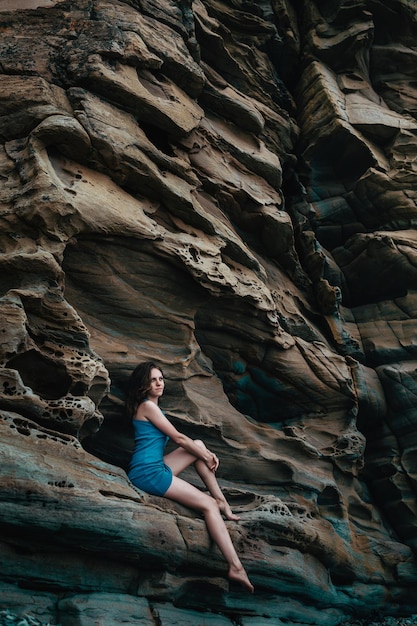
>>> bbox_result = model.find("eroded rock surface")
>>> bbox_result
[1,0,417,624]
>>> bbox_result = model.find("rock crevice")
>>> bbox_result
[1,0,417,624]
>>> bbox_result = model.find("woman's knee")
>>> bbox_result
[204,492,222,512]
[192,440,206,465]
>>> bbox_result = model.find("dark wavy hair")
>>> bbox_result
[125,361,163,421]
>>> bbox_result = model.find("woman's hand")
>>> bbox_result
[207,451,219,472]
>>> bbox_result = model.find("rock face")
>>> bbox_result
[1,0,417,624]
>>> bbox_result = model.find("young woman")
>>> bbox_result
[125,361,254,592]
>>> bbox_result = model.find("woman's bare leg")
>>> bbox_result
[194,458,240,521]
[164,475,254,593]
[164,442,240,521]
[164,447,196,475]
[193,440,240,521]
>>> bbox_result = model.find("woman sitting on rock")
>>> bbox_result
[125,360,254,592]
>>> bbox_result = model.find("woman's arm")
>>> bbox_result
[138,402,219,471]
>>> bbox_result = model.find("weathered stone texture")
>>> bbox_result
[1,0,417,624]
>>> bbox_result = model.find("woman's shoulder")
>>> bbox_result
[134,399,161,421]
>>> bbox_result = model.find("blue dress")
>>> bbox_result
[128,417,173,496]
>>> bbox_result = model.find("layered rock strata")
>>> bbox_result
[1,0,417,624]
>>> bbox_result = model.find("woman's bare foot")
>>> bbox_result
[228,564,254,593]
[218,500,241,521]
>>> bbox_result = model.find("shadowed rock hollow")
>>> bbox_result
[1,0,417,624]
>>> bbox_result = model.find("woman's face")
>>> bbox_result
[146,367,164,400]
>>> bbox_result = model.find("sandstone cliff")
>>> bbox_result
[1,0,417,624]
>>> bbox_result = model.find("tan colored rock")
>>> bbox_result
[1,0,417,624]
